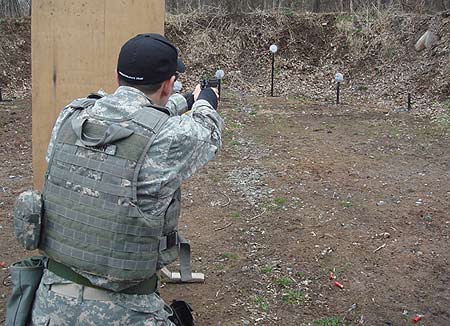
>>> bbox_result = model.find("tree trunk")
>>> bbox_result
[313,0,320,12]
[0,0,22,17]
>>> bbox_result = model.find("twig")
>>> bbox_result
[250,209,266,221]
[373,243,386,253]
[219,191,231,207]
[214,222,232,232]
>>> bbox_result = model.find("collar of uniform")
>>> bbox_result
[87,86,155,121]
[114,86,154,106]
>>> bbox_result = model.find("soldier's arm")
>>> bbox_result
[165,93,189,116]
[167,96,223,181]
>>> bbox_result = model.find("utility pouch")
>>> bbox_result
[13,190,43,250]
[5,256,46,326]
[169,300,194,326]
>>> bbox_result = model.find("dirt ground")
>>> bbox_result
[0,93,448,325]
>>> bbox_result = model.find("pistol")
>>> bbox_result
[200,70,224,98]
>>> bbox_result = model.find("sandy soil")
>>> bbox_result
[1,94,448,325]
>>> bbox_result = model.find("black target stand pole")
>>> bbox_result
[271,52,275,97]
[407,93,412,111]
[336,82,340,105]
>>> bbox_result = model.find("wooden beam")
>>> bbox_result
[32,0,165,189]
[160,267,205,283]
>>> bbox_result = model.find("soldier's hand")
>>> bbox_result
[193,85,219,101]
[193,84,202,101]
[195,86,219,110]
[210,87,219,100]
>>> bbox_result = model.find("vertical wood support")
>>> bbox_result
[32,0,165,189]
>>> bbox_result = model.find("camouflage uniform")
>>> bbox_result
[13,190,43,250]
[30,86,223,325]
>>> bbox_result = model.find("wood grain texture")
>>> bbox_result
[32,0,164,189]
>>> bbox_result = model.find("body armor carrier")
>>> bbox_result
[40,96,192,283]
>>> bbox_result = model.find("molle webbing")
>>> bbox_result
[41,105,170,281]
[49,164,133,198]
[44,199,161,237]
[54,150,135,180]
[57,122,151,161]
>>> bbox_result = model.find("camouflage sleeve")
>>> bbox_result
[166,93,189,116]
[188,99,223,142]
[45,107,76,163]
[164,99,224,184]
[131,98,224,214]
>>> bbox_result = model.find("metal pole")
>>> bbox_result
[336,82,340,105]
[218,79,221,99]
[407,93,411,111]
[271,53,275,97]
[0,88,2,102]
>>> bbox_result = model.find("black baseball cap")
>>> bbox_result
[117,33,185,85]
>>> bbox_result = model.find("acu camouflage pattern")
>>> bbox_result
[41,90,174,288]
[13,190,43,250]
[33,86,223,325]
[30,270,174,326]
[42,86,223,292]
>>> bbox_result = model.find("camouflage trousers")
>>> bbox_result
[29,270,175,326]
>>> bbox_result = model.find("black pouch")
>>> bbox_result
[5,256,46,326]
[169,300,194,326]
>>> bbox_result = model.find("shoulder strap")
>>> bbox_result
[67,98,97,110]
[67,92,104,110]
[131,106,170,201]
[44,93,103,186]
[132,105,170,133]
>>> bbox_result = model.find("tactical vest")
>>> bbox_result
[40,96,192,283]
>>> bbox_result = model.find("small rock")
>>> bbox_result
[241,266,250,272]
[377,201,386,206]
[415,30,435,51]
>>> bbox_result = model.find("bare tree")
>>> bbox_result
[0,0,21,17]
[165,0,450,13]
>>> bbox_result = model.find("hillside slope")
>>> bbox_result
[167,11,449,115]
[0,12,448,115]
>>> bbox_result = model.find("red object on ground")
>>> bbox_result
[413,316,422,323]
[334,281,344,289]
[0,261,7,268]
[329,272,335,280]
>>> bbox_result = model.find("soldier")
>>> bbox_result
[29,33,223,325]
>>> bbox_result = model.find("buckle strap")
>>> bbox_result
[159,231,180,252]
[47,259,157,295]
[178,234,193,282]
[158,232,193,282]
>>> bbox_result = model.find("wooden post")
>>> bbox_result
[32,0,165,189]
